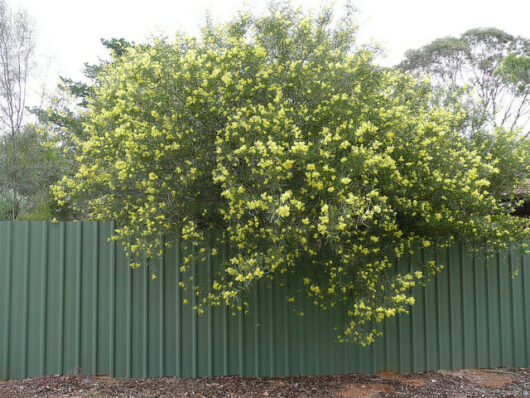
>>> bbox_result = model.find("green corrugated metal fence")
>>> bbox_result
[0,221,529,380]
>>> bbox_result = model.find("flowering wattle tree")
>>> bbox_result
[53,4,529,344]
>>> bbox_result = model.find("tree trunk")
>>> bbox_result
[10,131,18,219]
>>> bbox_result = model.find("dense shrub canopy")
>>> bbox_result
[54,5,529,344]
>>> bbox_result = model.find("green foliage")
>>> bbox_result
[54,4,530,344]
[0,126,64,219]
[16,196,53,220]
[496,53,530,95]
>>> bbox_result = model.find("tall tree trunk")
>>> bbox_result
[11,133,17,219]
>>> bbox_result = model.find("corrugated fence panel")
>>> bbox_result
[0,221,529,379]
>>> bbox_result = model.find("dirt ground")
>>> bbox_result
[0,367,528,397]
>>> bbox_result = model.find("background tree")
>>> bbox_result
[54,4,529,343]
[398,28,530,137]
[0,125,64,219]
[0,0,35,219]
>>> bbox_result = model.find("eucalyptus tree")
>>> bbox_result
[0,0,35,219]
[399,28,530,137]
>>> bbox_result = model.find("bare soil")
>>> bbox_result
[0,367,528,397]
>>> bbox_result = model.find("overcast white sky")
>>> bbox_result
[11,0,530,105]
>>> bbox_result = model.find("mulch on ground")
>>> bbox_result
[0,367,528,397]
